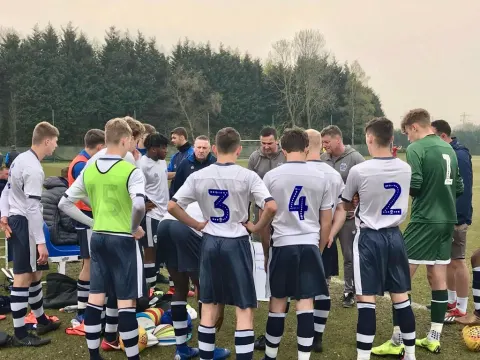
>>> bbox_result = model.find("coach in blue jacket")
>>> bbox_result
[168,127,194,198]
[432,120,473,317]
[171,135,216,195]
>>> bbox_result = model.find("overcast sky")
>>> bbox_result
[2,0,478,127]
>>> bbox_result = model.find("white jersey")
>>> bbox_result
[138,156,169,220]
[162,201,205,236]
[342,158,411,230]
[173,163,273,238]
[263,162,333,247]
[307,160,345,214]
[85,148,137,168]
[3,150,44,217]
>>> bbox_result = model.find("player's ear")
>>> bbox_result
[212,145,218,157]
[236,145,242,156]
[282,149,287,158]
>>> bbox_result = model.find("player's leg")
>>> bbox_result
[264,297,288,360]
[416,223,453,353]
[101,293,119,351]
[77,229,91,322]
[30,268,60,335]
[139,216,157,292]
[352,229,381,360]
[162,220,199,359]
[227,235,257,360]
[386,227,416,360]
[84,233,108,359]
[111,235,144,360]
[198,234,231,360]
[338,218,356,307]
[9,215,52,346]
[445,224,469,321]
[457,248,480,325]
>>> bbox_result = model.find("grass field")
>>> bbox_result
[0,155,479,359]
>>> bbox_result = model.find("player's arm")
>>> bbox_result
[319,185,333,252]
[248,172,277,233]
[127,168,146,234]
[167,153,176,180]
[72,161,86,180]
[0,180,10,217]
[23,168,47,246]
[341,167,359,212]
[330,203,346,240]
[58,174,94,228]
[168,174,205,231]
[455,152,468,198]
[406,147,422,197]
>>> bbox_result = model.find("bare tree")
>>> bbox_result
[267,39,302,126]
[167,65,221,139]
[348,60,370,145]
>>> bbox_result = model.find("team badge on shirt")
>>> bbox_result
[339,163,347,172]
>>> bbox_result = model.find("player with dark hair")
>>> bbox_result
[168,127,277,360]
[374,109,463,355]
[342,117,415,360]
[137,133,169,292]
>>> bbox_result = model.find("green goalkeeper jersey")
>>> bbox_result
[406,134,464,223]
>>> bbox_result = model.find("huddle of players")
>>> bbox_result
[0,107,468,360]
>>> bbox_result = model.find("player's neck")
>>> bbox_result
[370,147,393,158]
[84,148,96,157]
[216,154,237,164]
[306,151,321,161]
[415,127,434,140]
[30,145,46,161]
[286,152,307,162]
[104,145,126,157]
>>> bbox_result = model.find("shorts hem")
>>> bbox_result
[12,268,34,275]
[271,293,317,301]
[199,298,257,309]
[408,259,451,265]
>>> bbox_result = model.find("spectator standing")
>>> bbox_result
[170,135,216,195]
[168,127,194,198]
[431,119,473,321]
[320,125,365,308]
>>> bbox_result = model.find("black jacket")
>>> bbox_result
[171,152,217,195]
[41,177,77,246]
[450,138,473,225]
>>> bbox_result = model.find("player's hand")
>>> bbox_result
[132,148,141,161]
[327,235,335,248]
[0,216,11,239]
[194,220,208,232]
[133,226,145,240]
[37,244,49,265]
[145,201,156,212]
[242,221,256,234]
[352,193,359,208]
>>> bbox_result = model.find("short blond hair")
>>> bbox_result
[124,117,145,140]
[401,108,431,132]
[105,118,132,145]
[32,121,59,145]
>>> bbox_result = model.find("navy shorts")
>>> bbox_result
[90,232,143,300]
[139,216,160,249]
[353,227,411,296]
[156,220,202,274]
[9,215,49,274]
[200,234,257,309]
[269,244,328,300]
[78,229,92,259]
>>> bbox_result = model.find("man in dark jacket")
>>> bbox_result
[170,135,216,195]
[41,167,77,246]
[0,167,8,199]
[168,127,194,198]
[432,120,473,320]
[5,145,19,169]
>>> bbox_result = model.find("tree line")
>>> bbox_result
[0,23,385,146]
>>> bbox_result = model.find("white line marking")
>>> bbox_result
[329,277,427,311]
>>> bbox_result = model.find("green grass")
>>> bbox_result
[0,155,479,358]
